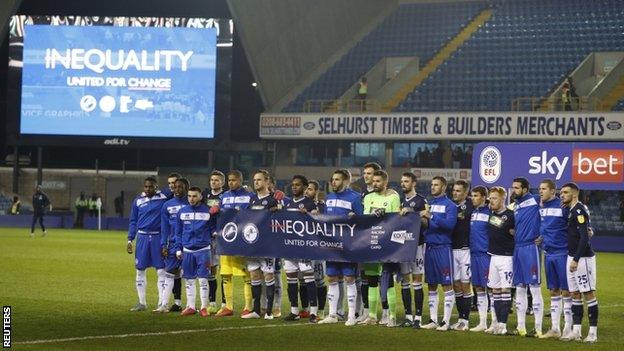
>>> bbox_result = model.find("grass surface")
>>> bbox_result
[1,228,621,350]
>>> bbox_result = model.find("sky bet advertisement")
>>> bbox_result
[473,142,624,190]
[20,25,216,138]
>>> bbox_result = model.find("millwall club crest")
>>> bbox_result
[242,223,259,244]
[221,222,238,243]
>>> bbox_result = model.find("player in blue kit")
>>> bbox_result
[468,186,491,332]
[154,177,189,313]
[283,175,320,323]
[216,170,254,317]
[450,180,474,331]
[175,186,217,317]
[242,170,281,320]
[536,179,573,339]
[420,176,458,331]
[397,172,427,329]
[127,176,169,312]
[510,177,544,337]
[318,169,363,326]
[560,183,598,343]
[486,186,515,335]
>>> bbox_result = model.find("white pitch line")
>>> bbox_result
[15,303,624,345]
[15,323,312,345]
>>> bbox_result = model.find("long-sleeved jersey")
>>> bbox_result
[175,202,216,251]
[285,196,317,212]
[424,195,457,246]
[452,199,474,249]
[401,193,427,245]
[128,191,168,241]
[470,204,491,255]
[513,193,541,245]
[160,196,189,248]
[325,188,363,216]
[567,201,595,262]
[539,197,569,255]
[220,187,253,210]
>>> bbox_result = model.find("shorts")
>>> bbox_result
[453,248,471,283]
[164,247,182,272]
[313,261,326,282]
[400,244,424,275]
[424,245,453,285]
[284,259,314,273]
[135,234,165,270]
[470,253,490,287]
[247,257,276,274]
[181,248,212,279]
[545,253,569,291]
[487,255,513,289]
[219,255,247,276]
[566,255,596,293]
[325,261,358,277]
[512,243,541,286]
[362,263,382,276]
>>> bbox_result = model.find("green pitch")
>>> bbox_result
[1,228,622,350]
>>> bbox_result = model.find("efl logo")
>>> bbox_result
[479,146,501,184]
[572,149,623,183]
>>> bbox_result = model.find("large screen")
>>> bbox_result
[8,16,232,146]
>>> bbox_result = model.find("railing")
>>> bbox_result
[511,96,604,112]
[303,99,381,113]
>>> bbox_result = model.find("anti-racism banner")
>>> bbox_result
[472,142,624,190]
[216,209,421,262]
[259,112,623,140]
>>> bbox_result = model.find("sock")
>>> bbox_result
[337,280,345,316]
[401,281,412,316]
[251,280,262,314]
[274,274,282,311]
[305,278,318,315]
[173,277,182,302]
[587,298,598,329]
[136,269,147,305]
[318,285,327,311]
[221,277,226,305]
[265,278,275,316]
[299,278,309,310]
[355,276,362,315]
[499,291,512,325]
[491,292,499,324]
[443,290,455,325]
[362,278,369,309]
[413,282,423,320]
[562,296,573,332]
[328,281,339,316]
[186,279,196,309]
[572,298,583,329]
[244,279,253,311]
[162,272,175,307]
[347,282,357,320]
[287,277,299,314]
[199,278,209,309]
[477,291,488,326]
[387,283,397,319]
[207,276,217,303]
[550,296,562,331]
[428,291,438,323]
[455,291,464,320]
[223,275,234,310]
[463,293,473,322]
[529,285,543,332]
[368,286,380,319]
[516,286,528,330]
[156,269,166,307]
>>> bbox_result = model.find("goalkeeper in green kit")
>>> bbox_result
[358,169,401,326]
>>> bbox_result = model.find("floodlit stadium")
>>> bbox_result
[0,0,622,350]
